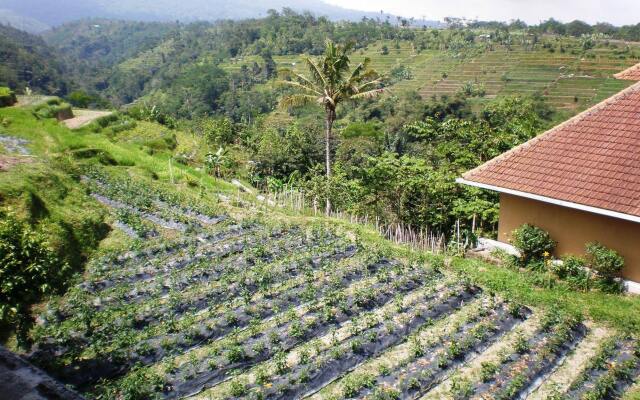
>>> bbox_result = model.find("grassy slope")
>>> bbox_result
[0,106,236,262]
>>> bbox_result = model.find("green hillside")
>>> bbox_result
[36,16,640,117]
[0,24,72,95]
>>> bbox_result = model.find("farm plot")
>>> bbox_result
[28,171,640,399]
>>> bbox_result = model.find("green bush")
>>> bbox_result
[511,224,556,267]
[33,98,73,120]
[0,211,68,347]
[585,242,625,278]
[0,87,17,107]
[554,255,586,279]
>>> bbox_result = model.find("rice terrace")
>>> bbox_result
[1,1,640,400]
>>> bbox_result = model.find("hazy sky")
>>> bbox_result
[326,0,639,25]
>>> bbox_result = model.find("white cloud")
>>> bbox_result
[325,0,640,25]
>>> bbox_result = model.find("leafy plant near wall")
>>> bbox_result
[586,242,625,293]
[510,224,556,267]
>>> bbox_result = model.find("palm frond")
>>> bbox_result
[349,88,386,100]
[278,94,319,110]
[276,79,322,96]
[305,57,327,87]
[355,78,384,92]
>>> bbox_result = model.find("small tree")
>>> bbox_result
[278,40,385,214]
[205,147,228,178]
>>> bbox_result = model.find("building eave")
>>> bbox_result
[456,178,640,224]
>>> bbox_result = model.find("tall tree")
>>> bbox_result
[278,40,384,214]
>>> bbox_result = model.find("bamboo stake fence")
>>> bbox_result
[259,188,471,254]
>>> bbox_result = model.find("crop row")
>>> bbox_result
[161,263,447,398]
[468,309,585,400]
[32,238,362,386]
[351,301,528,400]
[563,337,640,399]
[221,281,480,400]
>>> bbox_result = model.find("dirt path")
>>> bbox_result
[62,109,113,129]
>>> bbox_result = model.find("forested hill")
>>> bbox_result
[0,0,440,31]
[2,12,640,238]
[35,14,640,115]
[0,24,71,95]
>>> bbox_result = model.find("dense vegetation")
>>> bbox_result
[0,24,71,95]
[5,11,637,239]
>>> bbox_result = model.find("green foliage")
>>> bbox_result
[342,373,376,397]
[0,87,17,107]
[0,25,70,95]
[32,98,73,120]
[0,211,68,347]
[250,122,323,182]
[127,103,176,128]
[554,255,586,279]
[450,375,474,399]
[480,361,498,382]
[98,365,166,400]
[585,242,625,278]
[198,117,234,146]
[511,224,556,266]
[66,90,109,109]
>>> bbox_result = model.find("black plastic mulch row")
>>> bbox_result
[240,285,481,400]
[164,266,442,398]
[360,302,529,399]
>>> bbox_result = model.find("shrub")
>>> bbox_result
[480,361,498,382]
[511,224,556,267]
[0,211,69,347]
[450,376,473,399]
[585,242,624,279]
[0,87,17,107]
[33,98,73,120]
[342,373,376,397]
[100,365,166,400]
[554,255,586,279]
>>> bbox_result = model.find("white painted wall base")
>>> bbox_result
[625,279,640,295]
[476,237,520,256]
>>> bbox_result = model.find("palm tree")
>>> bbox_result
[278,40,385,214]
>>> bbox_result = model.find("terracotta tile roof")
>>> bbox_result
[462,80,640,218]
[615,63,640,81]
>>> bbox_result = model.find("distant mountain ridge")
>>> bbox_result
[0,0,441,32]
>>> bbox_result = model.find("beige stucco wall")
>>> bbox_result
[498,193,640,283]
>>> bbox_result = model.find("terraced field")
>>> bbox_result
[27,171,640,400]
[226,38,640,112]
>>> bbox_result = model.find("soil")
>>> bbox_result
[0,155,32,171]
[62,109,113,129]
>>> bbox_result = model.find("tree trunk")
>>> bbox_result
[325,107,335,215]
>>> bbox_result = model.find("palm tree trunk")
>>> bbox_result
[325,107,335,215]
